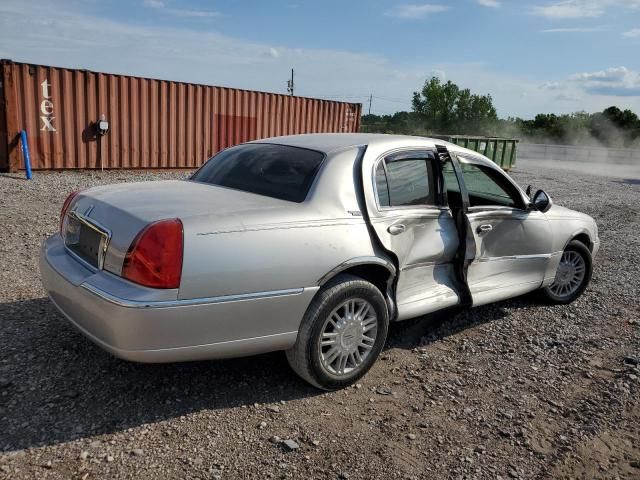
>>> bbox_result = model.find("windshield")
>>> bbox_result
[190,143,325,203]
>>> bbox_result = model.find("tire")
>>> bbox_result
[286,274,389,390]
[541,240,593,304]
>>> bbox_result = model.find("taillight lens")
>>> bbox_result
[122,219,184,289]
[60,191,80,233]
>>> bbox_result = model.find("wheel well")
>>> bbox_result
[333,264,393,296]
[572,233,591,250]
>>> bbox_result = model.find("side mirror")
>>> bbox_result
[532,189,553,213]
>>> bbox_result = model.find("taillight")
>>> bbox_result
[60,191,80,233]
[122,219,184,289]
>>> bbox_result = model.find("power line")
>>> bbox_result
[314,95,371,99]
[310,93,411,105]
[375,95,410,104]
[286,69,294,96]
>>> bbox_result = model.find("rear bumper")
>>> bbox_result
[40,235,317,362]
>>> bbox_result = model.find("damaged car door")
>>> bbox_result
[367,150,462,320]
[442,151,554,306]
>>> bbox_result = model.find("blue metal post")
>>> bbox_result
[20,130,33,180]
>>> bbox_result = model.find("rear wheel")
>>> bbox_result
[286,274,389,390]
[541,240,592,304]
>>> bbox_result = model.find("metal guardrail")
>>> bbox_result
[433,135,519,171]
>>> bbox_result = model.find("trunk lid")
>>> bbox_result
[75,180,291,224]
[66,180,298,275]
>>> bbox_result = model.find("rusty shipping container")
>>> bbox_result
[0,60,362,171]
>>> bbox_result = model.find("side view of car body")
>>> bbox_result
[40,134,599,389]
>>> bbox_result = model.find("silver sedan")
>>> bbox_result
[40,134,599,390]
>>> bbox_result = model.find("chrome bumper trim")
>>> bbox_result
[80,283,305,309]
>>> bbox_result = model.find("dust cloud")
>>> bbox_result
[517,156,640,182]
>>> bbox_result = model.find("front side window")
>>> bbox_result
[374,157,435,207]
[191,144,324,203]
[459,162,519,208]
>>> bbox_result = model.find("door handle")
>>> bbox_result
[388,224,406,235]
[477,224,493,233]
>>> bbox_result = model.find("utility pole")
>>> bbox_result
[368,94,373,115]
[287,69,295,96]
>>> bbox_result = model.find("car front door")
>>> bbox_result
[443,152,554,306]
[367,150,462,320]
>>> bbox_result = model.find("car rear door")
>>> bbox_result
[366,149,462,320]
[442,149,554,306]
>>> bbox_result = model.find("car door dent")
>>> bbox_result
[364,147,463,319]
[440,147,555,306]
[437,146,474,306]
[465,208,553,303]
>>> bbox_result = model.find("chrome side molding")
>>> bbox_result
[80,283,306,309]
[476,252,562,263]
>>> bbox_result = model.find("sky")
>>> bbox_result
[1,0,639,117]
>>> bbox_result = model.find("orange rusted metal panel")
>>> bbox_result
[0,60,362,171]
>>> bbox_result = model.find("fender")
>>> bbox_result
[563,228,593,251]
[316,256,397,286]
[316,256,398,321]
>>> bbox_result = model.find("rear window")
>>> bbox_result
[191,144,325,202]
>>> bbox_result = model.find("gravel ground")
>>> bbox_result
[0,164,638,479]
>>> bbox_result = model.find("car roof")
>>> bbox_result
[251,133,498,169]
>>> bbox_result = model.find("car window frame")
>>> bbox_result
[372,149,444,212]
[456,155,528,212]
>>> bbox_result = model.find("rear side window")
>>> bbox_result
[375,162,391,207]
[375,158,435,207]
[191,144,324,202]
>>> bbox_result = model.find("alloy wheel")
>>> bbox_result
[318,298,378,376]
[549,250,586,298]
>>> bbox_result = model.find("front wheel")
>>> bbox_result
[541,240,593,304]
[286,274,389,390]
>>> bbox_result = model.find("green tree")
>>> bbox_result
[361,78,640,148]
[411,76,498,135]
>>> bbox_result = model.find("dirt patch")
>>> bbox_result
[0,165,638,479]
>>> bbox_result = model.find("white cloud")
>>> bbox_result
[541,81,563,90]
[143,0,164,8]
[531,0,640,19]
[623,28,640,37]
[569,67,640,96]
[531,1,605,19]
[541,25,608,32]
[476,0,500,7]
[385,4,449,19]
[569,66,629,81]
[554,92,582,102]
[142,0,219,18]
